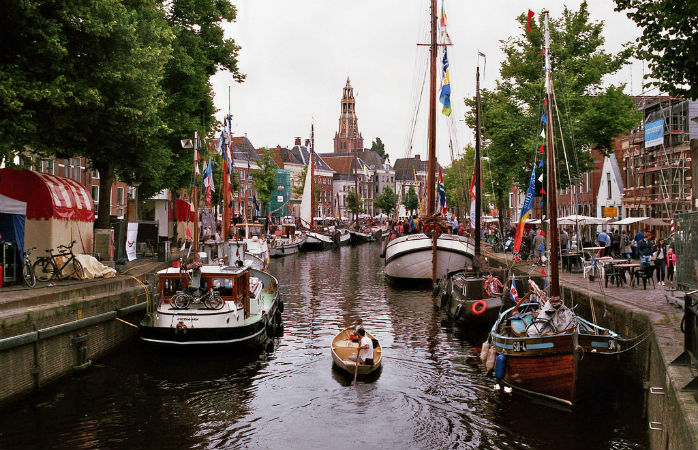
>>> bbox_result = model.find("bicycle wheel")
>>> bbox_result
[71,258,85,279]
[172,293,191,309]
[24,259,37,288]
[33,258,54,282]
[205,292,224,310]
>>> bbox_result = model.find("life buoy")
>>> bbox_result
[472,300,488,315]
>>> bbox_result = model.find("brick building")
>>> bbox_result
[333,77,364,154]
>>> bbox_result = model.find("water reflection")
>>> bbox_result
[0,244,647,450]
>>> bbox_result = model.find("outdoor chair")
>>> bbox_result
[603,263,624,288]
[634,263,655,289]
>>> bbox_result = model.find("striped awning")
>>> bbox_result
[0,169,95,222]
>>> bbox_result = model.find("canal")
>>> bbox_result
[0,244,648,450]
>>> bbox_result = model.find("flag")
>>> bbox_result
[541,113,547,124]
[439,48,452,116]
[253,195,259,215]
[469,165,476,228]
[510,276,519,304]
[539,144,545,153]
[438,167,448,215]
[527,9,534,33]
[513,165,537,254]
[363,161,370,179]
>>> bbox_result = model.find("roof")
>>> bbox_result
[322,155,357,175]
[275,144,334,172]
[393,157,431,180]
[0,168,94,222]
[231,136,261,162]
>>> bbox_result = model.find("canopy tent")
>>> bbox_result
[557,214,610,226]
[608,216,671,227]
[608,217,648,226]
[0,169,94,255]
[0,194,27,266]
[175,199,195,241]
[482,216,500,223]
[374,213,388,219]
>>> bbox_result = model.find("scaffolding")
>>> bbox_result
[621,96,694,222]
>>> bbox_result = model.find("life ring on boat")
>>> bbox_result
[472,300,488,316]
[454,303,463,319]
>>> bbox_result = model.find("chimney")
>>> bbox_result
[305,139,311,147]
[414,154,420,160]
[295,137,301,146]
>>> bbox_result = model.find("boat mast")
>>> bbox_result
[354,152,359,227]
[475,65,482,256]
[223,88,231,241]
[427,0,437,216]
[543,10,560,300]
[310,124,315,230]
[428,0,438,287]
[193,131,200,255]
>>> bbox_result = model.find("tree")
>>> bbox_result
[402,186,419,215]
[345,189,363,216]
[374,186,398,216]
[17,0,175,228]
[251,148,278,215]
[614,0,698,100]
[371,137,388,162]
[465,1,641,224]
[443,145,475,218]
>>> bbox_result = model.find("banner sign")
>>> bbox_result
[603,207,617,218]
[126,222,138,261]
[644,119,664,148]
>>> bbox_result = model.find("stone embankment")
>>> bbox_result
[0,258,166,406]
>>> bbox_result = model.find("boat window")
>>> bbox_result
[161,277,183,297]
[211,277,234,297]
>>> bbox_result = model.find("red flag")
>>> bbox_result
[540,188,546,195]
[539,230,545,237]
[541,267,546,275]
[540,49,546,55]
[539,144,545,153]
[527,9,535,33]
[205,186,212,206]
[185,227,192,238]
[544,97,548,105]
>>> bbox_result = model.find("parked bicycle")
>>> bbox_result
[171,288,224,310]
[22,246,36,288]
[33,241,84,281]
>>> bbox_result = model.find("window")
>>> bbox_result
[607,173,612,200]
[508,192,513,208]
[41,159,55,175]
[91,185,99,203]
[91,169,99,179]
[117,208,124,218]
[116,187,124,206]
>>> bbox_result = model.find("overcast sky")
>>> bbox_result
[211,0,647,167]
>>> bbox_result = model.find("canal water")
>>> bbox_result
[0,244,648,450]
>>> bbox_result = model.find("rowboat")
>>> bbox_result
[331,328,382,376]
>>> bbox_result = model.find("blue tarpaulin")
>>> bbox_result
[0,194,27,263]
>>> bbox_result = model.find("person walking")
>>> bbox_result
[611,229,621,257]
[654,238,667,286]
[633,229,645,259]
[621,230,632,259]
[667,246,676,286]
[597,230,611,257]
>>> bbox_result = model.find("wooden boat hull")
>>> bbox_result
[331,328,382,377]
[301,231,337,251]
[490,307,624,405]
[384,233,474,281]
[270,242,301,257]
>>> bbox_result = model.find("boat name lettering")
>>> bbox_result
[177,317,199,321]
[513,341,527,352]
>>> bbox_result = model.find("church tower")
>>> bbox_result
[333,77,364,153]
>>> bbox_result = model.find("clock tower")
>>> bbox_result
[333,77,364,153]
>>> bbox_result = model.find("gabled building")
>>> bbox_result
[394,154,429,217]
[272,138,335,217]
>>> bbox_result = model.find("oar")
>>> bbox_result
[352,342,361,385]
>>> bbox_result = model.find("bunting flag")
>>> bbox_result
[513,165,537,254]
[438,167,448,215]
[469,165,477,228]
[527,9,534,33]
[203,159,215,192]
[439,48,452,116]
[540,188,546,195]
[541,113,547,124]
[510,276,519,304]
[539,160,544,168]
[540,129,545,138]
[539,144,545,153]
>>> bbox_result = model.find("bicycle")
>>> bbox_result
[22,246,37,288]
[171,288,224,310]
[33,241,85,281]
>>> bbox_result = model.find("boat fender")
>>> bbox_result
[454,303,463,319]
[274,309,282,325]
[472,300,488,316]
[278,300,285,313]
[495,354,507,379]
[433,284,440,297]
[175,321,187,334]
[485,347,496,372]
[480,341,490,362]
